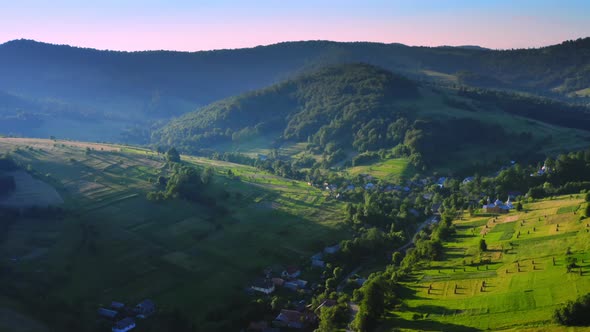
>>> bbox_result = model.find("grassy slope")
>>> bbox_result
[346,158,415,182]
[380,195,590,331]
[203,84,590,178]
[0,138,349,329]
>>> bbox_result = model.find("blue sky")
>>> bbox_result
[1,0,589,51]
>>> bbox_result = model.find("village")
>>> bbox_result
[244,242,354,331]
[97,299,156,332]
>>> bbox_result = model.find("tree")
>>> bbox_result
[333,267,343,280]
[516,201,523,211]
[325,277,338,291]
[479,239,487,252]
[585,204,590,218]
[585,192,590,202]
[166,147,181,162]
[201,167,214,185]
[392,251,402,266]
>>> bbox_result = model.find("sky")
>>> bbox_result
[1,0,589,51]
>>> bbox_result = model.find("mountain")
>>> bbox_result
[1,38,589,142]
[154,63,590,172]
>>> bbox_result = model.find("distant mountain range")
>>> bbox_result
[0,38,589,150]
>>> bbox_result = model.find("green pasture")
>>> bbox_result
[383,196,590,331]
[347,158,415,182]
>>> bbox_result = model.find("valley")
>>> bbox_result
[0,138,349,331]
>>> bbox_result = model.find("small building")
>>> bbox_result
[134,299,155,318]
[483,198,513,214]
[284,281,299,291]
[311,259,325,268]
[112,317,135,332]
[462,176,474,184]
[294,279,308,288]
[274,309,315,329]
[110,302,125,310]
[252,279,275,294]
[258,154,268,161]
[311,252,323,261]
[271,278,285,287]
[324,244,341,255]
[98,308,118,320]
[364,183,375,190]
[282,266,301,279]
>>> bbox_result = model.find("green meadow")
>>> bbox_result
[0,138,349,329]
[346,158,415,182]
[380,196,590,331]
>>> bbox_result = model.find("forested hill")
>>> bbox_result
[153,63,590,171]
[153,64,419,147]
[1,38,590,109]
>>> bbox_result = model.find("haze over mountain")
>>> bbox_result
[1,38,590,143]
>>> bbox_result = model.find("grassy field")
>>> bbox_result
[380,195,590,331]
[0,138,350,330]
[346,158,415,182]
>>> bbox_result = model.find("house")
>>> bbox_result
[346,184,355,191]
[324,244,341,255]
[134,299,155,318]
[252,279,275,294]
[274,309,311,329]
[98,308,118,320]
[311,252,323,261]
[294,279,308,288]
[258,154,268,161]
[436,177,447,187]
[462,176,474,184]
[271,278,285,287]
[483,198,513,214]
[282,266,301,279]
[110,302,125,310]
[284,281,299,291]
[112,318,135,332]
[431,203,442,214]
[311,259,325,268]
[364,183,375,190]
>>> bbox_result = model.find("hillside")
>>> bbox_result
[1,38,590,142]
[0,137,349,331]
[154,64,590,173]
[382,195,590,331]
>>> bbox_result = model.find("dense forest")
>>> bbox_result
[154,63,590,170]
